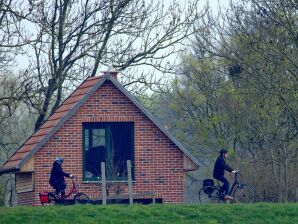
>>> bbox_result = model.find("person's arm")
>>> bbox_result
[223,160,238,174]
[61,169,74,178]
[220,157,233,173]
[56,164,71,177]
[62,170,71,178]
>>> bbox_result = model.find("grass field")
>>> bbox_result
[0,203,297,224]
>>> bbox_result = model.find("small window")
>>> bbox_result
[16,172,34,193]
[83,122,134,181]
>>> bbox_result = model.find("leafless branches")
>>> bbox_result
[12,0,205,129]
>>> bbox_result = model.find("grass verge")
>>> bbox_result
[0,203,297,224]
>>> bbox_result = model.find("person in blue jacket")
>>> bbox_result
[49,157,73,199]
[213,149,237,200]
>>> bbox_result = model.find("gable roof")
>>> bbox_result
[0,74,199,175]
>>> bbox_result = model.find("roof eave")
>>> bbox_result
[14,76,109,170]
[0,167,20,176]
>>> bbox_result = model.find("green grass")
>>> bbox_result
[0,203,297,224]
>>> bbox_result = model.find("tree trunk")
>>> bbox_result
[34,78,57,130]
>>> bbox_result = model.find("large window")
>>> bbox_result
[83,122,134,181]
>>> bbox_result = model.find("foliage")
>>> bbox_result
[0,74,36,206]
[151,56,234,158]
[0,203,297,224]
[152,0,298,202]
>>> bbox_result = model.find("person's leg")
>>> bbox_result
[60,190,65,200]
[55,188,60,195]
[60,182,66,200]
[216,176,230,196]
[54,182,66,200]
[52,182,61,198]
[54,186,62,199]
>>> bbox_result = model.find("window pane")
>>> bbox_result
[107,123,133,180]
[84,126,105,180]
[92,128,105,147]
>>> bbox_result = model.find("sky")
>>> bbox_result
[161,0,230,11]
[15,0,231,72]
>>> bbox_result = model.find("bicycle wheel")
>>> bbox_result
[74,193,90,204]
[233,184,255,203]
[199,186,221,204]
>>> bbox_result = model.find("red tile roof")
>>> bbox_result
[0,76,102,174]
[0,74,199,174]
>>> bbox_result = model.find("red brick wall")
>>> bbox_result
[32,80,185,206]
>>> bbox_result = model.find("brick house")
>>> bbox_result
[0,72,199,206]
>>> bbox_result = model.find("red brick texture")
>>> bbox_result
[29,80,185,206]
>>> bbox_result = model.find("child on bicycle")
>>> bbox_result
[213,149,238,200]
[49,157,73,199]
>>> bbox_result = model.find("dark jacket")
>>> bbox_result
[213,155,233,179]
[49,161,70,190]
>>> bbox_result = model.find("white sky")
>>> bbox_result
[15,0,231,72]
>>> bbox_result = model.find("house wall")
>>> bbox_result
[32,80,185,206]
[17,191,35,206]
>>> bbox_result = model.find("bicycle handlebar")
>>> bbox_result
[233,171,240,180]
[70,175,77,182]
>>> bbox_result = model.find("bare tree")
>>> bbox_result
[0,0,31,71]
[15,0,206,130]
[0,0,36,206]
[0,72,36,206]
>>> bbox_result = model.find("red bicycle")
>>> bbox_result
[39,177,89,205]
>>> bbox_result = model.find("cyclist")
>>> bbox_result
[213,149,237,200]
[49,157,73,199]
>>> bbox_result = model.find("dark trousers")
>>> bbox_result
[51,181,66,199]
[55,189,65,199]
[216,176,230,196]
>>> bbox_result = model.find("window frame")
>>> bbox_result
[82,122,134,182]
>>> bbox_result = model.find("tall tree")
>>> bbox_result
[0,0,35,206]
[17,0,205,130]
[191,0,298,202]
[152,0,298,202]
[0,73,36,206]
[0,0,30,71]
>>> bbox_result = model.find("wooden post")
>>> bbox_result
[152,194,156,204]
[101,162,107,205]
[127,160,133,205]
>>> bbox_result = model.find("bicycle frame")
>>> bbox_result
[228,172,241,195]
[64,178,78,198]
[52,177,78,200]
